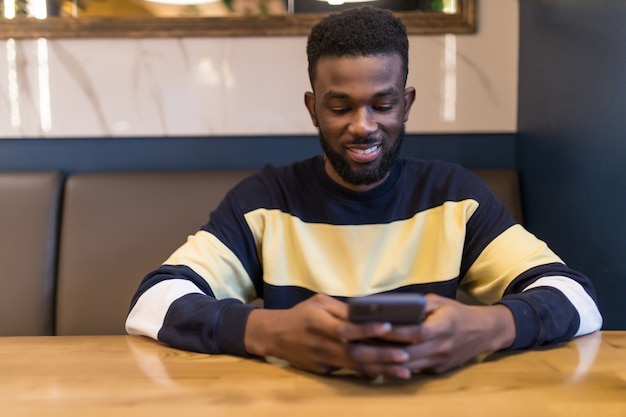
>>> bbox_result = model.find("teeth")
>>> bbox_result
[354,145,379,155]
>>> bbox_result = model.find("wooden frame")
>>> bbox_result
[0,0,476,39]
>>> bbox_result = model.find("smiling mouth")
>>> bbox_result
[351,145,380,155]
[346,143,382,163]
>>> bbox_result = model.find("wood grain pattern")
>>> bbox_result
[0,332,624,416]
[0,0,476,39]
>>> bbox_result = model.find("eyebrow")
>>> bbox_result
[323,87,399,100]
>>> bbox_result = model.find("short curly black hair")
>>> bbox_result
[306,6,409,88]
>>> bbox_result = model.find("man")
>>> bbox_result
[126,7,602,380]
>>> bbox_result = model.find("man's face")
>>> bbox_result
[305,54,415,192]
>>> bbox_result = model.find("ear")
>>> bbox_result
[402,87,416,123]
[304,91,318,127]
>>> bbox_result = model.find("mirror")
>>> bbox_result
[0,0,475,39]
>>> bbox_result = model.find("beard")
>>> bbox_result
[319,126,405,187]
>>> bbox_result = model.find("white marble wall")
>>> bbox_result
[0,0,518,138]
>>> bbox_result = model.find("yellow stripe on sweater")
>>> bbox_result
[163,231,258,302]
[461,224,564,304]
[244,200,479,297]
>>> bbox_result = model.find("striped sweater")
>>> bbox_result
[126,156,602,355]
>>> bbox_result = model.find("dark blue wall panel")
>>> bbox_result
[518,1,626,329]
[0,134,515,175]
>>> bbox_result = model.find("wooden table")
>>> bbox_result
[1,332,625,416]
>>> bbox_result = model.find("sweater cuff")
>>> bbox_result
[497,298,540,350]
[215,301,259,357]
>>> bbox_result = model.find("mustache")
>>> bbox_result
[348,135,380,145]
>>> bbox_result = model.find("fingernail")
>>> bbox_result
[395,349,409,361]
[379,322,392,332]
[398,368,411,379]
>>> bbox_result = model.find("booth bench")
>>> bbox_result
[0,168,522,336]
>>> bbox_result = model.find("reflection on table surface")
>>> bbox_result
[0,332,625,416]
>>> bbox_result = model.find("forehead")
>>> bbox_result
[313,54,404,96]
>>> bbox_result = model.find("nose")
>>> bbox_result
[348,107,377,137]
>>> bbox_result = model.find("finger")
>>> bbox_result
[359,364,413,380]
[372,295,448,345]
[307,333,414,377]
[377,324,423,345]
[301,334,402,372]
[308,296,396,343]
[402,338,459,374]
[294,295,353,341]
[347,342,410,365]
[339,321,397,343]
[309,293,350,320]
[404,356,457,375]
[425,292,458,313]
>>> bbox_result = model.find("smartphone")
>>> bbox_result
[348,293,426,325]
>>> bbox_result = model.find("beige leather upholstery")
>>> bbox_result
[55,170,254,335]
[0,171,62,335]
[472,169,524,224]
